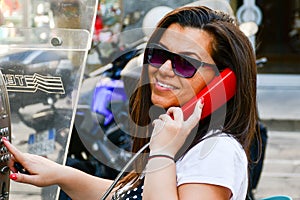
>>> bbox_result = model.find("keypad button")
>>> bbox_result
[0,147,7,154]
[0,166,9,174]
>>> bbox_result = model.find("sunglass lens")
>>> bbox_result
[173,55,197,78]
[148,48,167,67]
[145,47,199,78]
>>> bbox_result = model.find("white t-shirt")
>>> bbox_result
[176,131,248,200]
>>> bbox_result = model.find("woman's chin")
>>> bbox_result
[151,98,178,109]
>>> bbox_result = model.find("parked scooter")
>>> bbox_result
[64,35,145,184]
[0,50,74,112]
[0,51,80,200]
[63,5,172,185]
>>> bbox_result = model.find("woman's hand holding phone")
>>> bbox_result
[149,98,204,158]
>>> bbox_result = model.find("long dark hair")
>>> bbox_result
[117,6,258,188]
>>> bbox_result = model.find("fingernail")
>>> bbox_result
[10,173,18,181]
[200,97,204,104]
[1,137,8,143]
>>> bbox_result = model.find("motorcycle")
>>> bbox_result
[62,34,146,189]
[63,4,173,185]
[0,50,74,112]
[0,49,77,159]
[0,43,87,200]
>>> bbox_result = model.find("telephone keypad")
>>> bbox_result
[0,70,11,200]
[0,125,10,200]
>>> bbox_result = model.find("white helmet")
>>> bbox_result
[142,6,173,38]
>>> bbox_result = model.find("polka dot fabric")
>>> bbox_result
[112,184,143,200]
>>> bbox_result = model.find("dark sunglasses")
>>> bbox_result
[144,44,218,78]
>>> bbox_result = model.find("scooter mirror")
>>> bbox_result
[142,6,173,38]
[239,21,259,37]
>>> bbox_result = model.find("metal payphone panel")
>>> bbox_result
[0,0,98,199]
[0,70,11,200]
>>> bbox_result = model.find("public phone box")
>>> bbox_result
[0,70,11,199]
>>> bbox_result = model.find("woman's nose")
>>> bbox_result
[158,60,175,77]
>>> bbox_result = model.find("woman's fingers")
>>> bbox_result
[150,99,204,155]
[8,156,18,173]
[166,107,183,121]
[2,137,31,174]
[9,173,27,183]
[185,98,204,128]
[165,98,204,124]
[9,172,39,186]
[152,119,165,135]
[2,137,22,173]
[2,137,24,164]
[155,98,204,132]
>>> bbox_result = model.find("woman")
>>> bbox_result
[3,6,258,200]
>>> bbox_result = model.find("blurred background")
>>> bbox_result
[0,0,299,200]
[1,0,300,73]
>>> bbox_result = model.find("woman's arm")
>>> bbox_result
[143,157,178,200]
[142,99,232,200]
[143,100,203,200]
[178,183,231,200]
[144,157,231,200]
[3,138,114,200]
[55,165,114,200]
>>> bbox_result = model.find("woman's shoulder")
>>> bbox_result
[177,130,247,164]
[176,130,248,197]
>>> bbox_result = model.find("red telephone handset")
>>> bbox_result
[181,68,236,120]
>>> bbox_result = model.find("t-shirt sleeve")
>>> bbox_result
[176,135,248,199]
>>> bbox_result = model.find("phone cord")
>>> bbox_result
[100,142,150,200]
